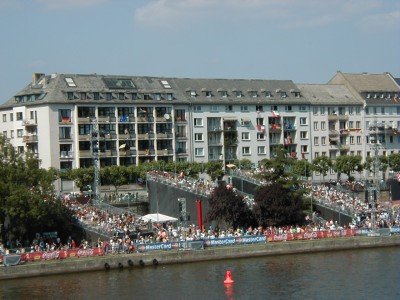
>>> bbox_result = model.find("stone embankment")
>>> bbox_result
[1,235,399,280]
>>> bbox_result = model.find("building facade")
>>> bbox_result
[0,72,399,190]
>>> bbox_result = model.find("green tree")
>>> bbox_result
[205,161,225,181]
[101,165,129,195]
[69,167,94,192]
[205,183,255,229]
[388,153,400,172]
[312,156,333,183]
[292,159,313,179]
[0,135,76,243]
[253,183,304,227]
[334,155,363,181]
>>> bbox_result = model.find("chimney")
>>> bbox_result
[32,73,45,85]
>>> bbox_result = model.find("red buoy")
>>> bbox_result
[224,270,234,284]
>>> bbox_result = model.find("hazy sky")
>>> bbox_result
[0,0,399,102]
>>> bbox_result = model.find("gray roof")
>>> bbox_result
[0,73,308,108]
[296,84,363,105]
[333,72,399,93]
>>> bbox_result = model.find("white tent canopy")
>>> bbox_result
[139,213,178,223]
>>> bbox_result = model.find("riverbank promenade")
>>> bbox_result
[1,235,399,280]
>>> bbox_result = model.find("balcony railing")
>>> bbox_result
[23,135,38,143]
[269,124,282,132]
[22,119,37,126]
[60,151,74,158]
[329,130,340,136]
[328,114,339,120]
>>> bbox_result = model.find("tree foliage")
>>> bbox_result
[205,183,255,229]
[253,183,304,227]
[334,155,363,181]
[312,156,333,182]
[0,135,76,244]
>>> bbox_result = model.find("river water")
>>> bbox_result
[1,247,399,299]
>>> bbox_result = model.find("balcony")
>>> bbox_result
[283,123,296,131]
[156,132,173,139]
[329,130,340,136]
[118,133,136,140]
[328,114,338,121]
[208,127,222,132]
[60,151,74,159]
[100,150,112,157]
[97,116,115,123]
[209,140,223,146]
[23,135,38,143]
[156,116,172,122]
[269,124,282,133]
[339,129,350,135]
[137,116,154,123]
[137,133,150,139]
[59,135,73,142]
[59,117,72,124]
[138,149,154,156]
[158,149,173,156]
[338,114,349,121]
[118,115,135,123]
[283,137,295,146]
[175,133,187,139]
[79,150,92,158]
[339,145,350,151]
[22,119,37,126]
[78,134,91,141]
[176,148,188,155]
[269,138,281,145]
[77,117,93,124]
[175,117,187,123]
[119,149,137,156]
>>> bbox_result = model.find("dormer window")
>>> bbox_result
[220,91,228,98]
[250,91,258,98]
[204,91,212,97]
[265,91,272,98]
[190,91,197,97]
[366,93,371,99]
[154,93,161,101]
[380,94,384,99]
[373,94,378,99]
[280,92,287,98]
[119,93,125,100]
[235,91,242,98]
[80,92,87,100]
[293,92,301,98]
[166,93,173,100]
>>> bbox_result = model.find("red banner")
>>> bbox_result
[19,247,105,263]
[267,229,356,242]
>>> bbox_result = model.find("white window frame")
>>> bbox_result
[242,132,250,141]
[242,146,251,155]
[299,117,307,126]
[195,148,204,156]
[194,133,203,141]
[194,118,203,126]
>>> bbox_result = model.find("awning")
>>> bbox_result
[139,213,178,223]
[226,164,236,168]
[272,111,280,118]
[119,144,127,149]
[223,117,237,121]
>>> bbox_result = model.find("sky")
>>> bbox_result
[0,0,399,102]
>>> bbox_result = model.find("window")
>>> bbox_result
[59,127,72,140]
[194,133,203,141]
[10,130,14,138]
[258,146,266,155]
[357,136,361,144]
[349,121,354,129]
[257,132,265,140]
[225,105,233,111]
[2,114,6,122]
[242,147,251,155]
[165,93,173,100]
[240,105,249,111]
[313,107,318,115]
[93,92,100,100]
[242,132,250,140]
[300,131,308,139]
[299,105,307,111]
[280,92,287,98]
[320,107,325,115]
[67,92,74,100]
[381,107,385,114]
[265,91,272,98]
[2,131,6,138]
[10,113,13,121]
[220,91,228,98]
[16,112,23,120]
[65,77,76,87]
[314,152,319,158]
[251,91,258,98]
[195,148,204,156]
[271,105,278,111]
[106,93,112,101]
[314,137,319,145]
[210,105,219,112]
[194,118,203,126]
[350,136,354,144]
[18,146,24,154]
[235,91,243,98]
[321,137,326,145]
[357,151,362,156]
[313,122,318,130]
[17,129,23,137]
[285,105,292,112]
[321,121,326,131]
[80,92,87,100]
[301,145,308,153]
[193,105,202,112]
[205,91,212,98]
[256,105,263,112]
[356,121,361,129]
[299,117,307,125]
[349,107,354,115]
[322,151,326,157]
[190,91,197,97]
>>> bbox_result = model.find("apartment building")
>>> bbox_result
[0,72,399,188]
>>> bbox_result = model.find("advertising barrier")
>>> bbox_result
[267,229,356,242]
